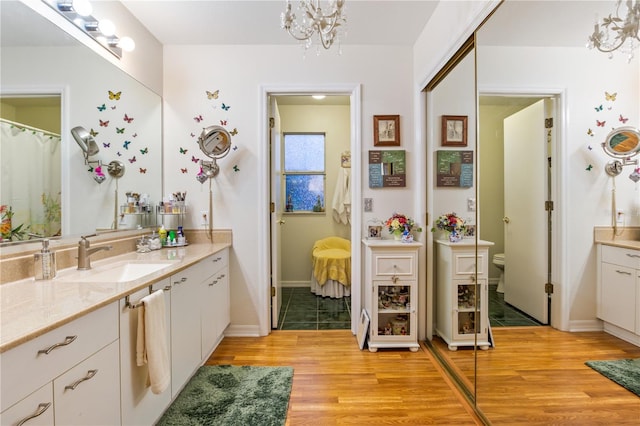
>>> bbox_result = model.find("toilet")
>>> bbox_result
[493,253,505,293]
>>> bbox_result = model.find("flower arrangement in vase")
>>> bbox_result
[433,212,466,242]
[385,213,419,241]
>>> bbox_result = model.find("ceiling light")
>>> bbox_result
[281,0,347,53]
[587,0,640,62]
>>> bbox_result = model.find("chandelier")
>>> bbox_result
[281,0,347,52]
[587,0,640,62]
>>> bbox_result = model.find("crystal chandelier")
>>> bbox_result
[281,0,347,52]
[587,0,640,62]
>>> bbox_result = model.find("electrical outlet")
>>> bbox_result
[200,211,208,226]
[616,209,625,224]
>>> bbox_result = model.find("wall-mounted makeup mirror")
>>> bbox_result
[0,1,162,243]
[602,126,640,158]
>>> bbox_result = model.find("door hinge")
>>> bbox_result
[545,118,553,128]
[269,117,275,129]
[545,282,554,294]
[545,200,554,211]
[270,202,275,213]
[271,286,276,297]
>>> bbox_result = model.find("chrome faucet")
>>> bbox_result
[77,234,112,270]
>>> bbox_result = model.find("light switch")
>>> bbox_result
[364,198,373,212]
[467,198,476,212]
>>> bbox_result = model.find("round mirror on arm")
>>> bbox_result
[197,125,232,178]
[602,126,640,176]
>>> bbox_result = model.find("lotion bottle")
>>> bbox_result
[34,239,56,280]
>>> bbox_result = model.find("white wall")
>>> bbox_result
[163,44,414,334]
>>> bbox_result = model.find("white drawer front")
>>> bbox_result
[373,252,417,279]
[601,245,640,269]
[0,303,118,412]
[453,253,488,278]
[0,383,53,426]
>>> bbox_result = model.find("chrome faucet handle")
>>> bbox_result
[80,233,97,241]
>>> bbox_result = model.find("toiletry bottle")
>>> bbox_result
[34,239,56,280]
[168,230,176,246]
[159,225,167,246]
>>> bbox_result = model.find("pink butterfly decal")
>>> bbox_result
[181,168,188,174]
[128,156,137,163]
[123,114,134,123]
[619,114,629,124]
[99,119,109,127]
[191,155,200,163]
[139,168,147,174]
[220,120,227,126]
[596,120,606,127]
[194,115,203,123]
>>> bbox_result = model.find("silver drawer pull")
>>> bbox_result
[218,274,226,279]
[65,369,98,391]
[174,277,188,285]
[616,270,632,276]
[16,402,52,426]
[37,335,77,355]
[626,253,640,258]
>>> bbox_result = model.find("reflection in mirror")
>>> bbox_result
[0,1,162,245]
[602,126,640,158]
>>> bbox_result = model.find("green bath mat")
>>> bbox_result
[585,358,640,397]
[158,365,294,426]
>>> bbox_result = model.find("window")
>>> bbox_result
[283,133,325,213]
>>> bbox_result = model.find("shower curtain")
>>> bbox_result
[1,120,62,238]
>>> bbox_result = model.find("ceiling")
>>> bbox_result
[120,0,439,46]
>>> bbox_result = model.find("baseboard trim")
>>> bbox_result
[224,324,262,337]
[568,319,603,332]
[281,281,310,288]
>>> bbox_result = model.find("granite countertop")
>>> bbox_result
[593,227,640,251]
[0,243,229,353]
[595,239,640,250]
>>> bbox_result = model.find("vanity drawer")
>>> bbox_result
[372,251,417,280]
[601,245,640,269]
[201,249,229,277]
[452,252,488,279]
[0,303,118,412]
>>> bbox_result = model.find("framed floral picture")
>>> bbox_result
[373,115,400,146]
[441,115,468,147]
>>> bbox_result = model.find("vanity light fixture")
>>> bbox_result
[587,0,640,62]
[42,0,135,58]
[281,0,347,53]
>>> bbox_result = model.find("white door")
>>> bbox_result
[503,99,549,323]
[270,98,283,328]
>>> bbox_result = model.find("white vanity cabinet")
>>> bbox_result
[363,240,422,352]
[435,240,493,351]
[200,249,230,359]
[0,384,53,426]
[597,244,640,345]
[0,303,119,425]
[120,278,172,426]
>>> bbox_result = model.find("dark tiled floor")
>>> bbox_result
[488,284,542,327]
[277,287,351,330]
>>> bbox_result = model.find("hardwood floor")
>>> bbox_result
[208,328,640,425]
[208,330,483,425]
[432,326,640,425]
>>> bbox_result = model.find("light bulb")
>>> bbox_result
[72,0,92,16]
[118,36,136,52]
[98,19,115,36]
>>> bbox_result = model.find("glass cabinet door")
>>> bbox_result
[373,283,413,337]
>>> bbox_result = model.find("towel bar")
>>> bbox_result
[125,285,170,309]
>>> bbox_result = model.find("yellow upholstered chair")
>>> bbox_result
[311,237,351,298]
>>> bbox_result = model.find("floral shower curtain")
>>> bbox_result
[1,120,61,239]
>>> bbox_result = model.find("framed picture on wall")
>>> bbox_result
[441,115,468,147]
[373,115,400,146]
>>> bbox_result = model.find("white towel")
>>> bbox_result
[332,167,351,225]
[135,290,170,394]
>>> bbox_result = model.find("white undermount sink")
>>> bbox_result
[58,261,174,283]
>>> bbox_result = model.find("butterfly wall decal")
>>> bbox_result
[103,142,110,148]
[87,166,94,172]
[97,104,106,112]
[190,133,195,137]
[123,141,131,149]
[594,105,603,112]
[588,145,593,151]
[181,168,188,173]
[108,90,122,100]
[132,133,138,138]
[230,128,238,136]
[139,168,147,174]
[221,103,230,111]
[206,90,219,100]
[191,155,200,163]
[596,120,606,127]
[233,165,239,172]
[111,106,116,110]
[117,151,122,157]
[128,156,137,163]
[179,147,188,154]
[116,127,125,134]
[220,120,227,126]
[123,114,134,123]
[586,164,593,171]
[619,114,629,124]
[605,91,617,101]
[99,119,109,127]
[587,128,593,136]
[90,128,99,137]
[140,147,148,154]
[194,115,203,123]
[233,145,238,151]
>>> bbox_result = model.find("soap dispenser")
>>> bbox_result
[34,239,56,280]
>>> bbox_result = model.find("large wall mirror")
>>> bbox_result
[0,1,162,244]
[428,0,639,420]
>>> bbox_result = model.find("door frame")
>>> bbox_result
[259,84,362,336]
[478,87,567,331]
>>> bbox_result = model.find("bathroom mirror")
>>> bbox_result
[602,126,640,158]
[0,1,162,242]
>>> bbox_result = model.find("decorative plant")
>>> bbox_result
[0,205,30,241]
[385,213,419,234]
[432,212,466,234]
[41,192,61,237]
